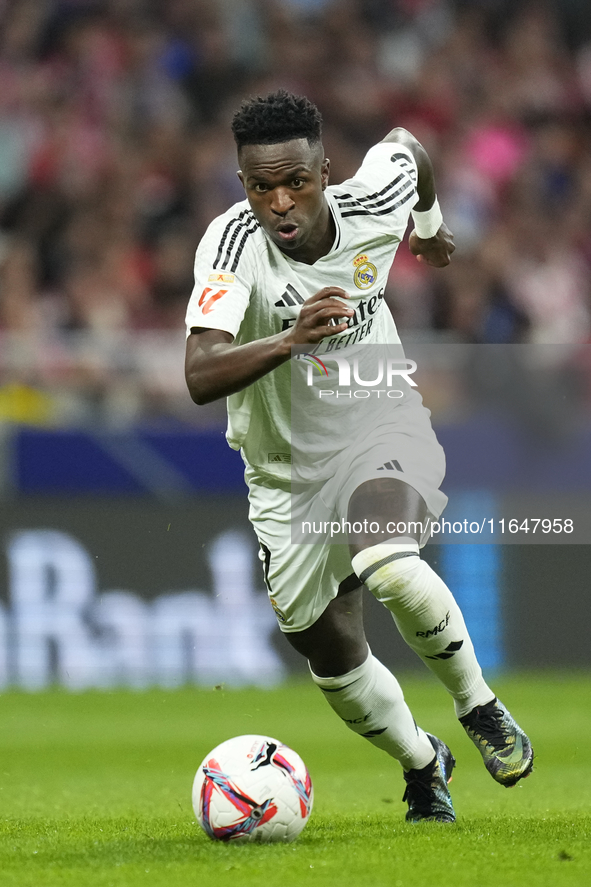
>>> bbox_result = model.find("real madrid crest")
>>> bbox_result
[269,596,287,623]
[353,253,377,290]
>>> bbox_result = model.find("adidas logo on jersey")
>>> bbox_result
[275,284,304,308]
[377,459,403,472]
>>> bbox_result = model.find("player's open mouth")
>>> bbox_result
[276,224,299,242]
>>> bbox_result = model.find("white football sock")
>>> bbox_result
[352,543,494,717]
[310,649,435,771]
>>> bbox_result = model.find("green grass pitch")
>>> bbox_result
[1,673,590,887]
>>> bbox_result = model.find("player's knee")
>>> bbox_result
[351,541,424,605]
[283,592,367,676]
[305,641,368,679]
[308,647,371,689]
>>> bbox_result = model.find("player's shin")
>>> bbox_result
[351,543,494,717]
[310,649,435,771]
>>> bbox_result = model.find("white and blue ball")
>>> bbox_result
[192,734,313,843]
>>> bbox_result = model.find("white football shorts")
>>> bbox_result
[245,407,447,633]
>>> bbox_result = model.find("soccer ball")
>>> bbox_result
[192,734,313,843]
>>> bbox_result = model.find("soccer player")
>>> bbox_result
[184,90,533,822]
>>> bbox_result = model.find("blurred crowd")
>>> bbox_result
[1,0,591,423]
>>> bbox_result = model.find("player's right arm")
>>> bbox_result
[185,287,353,405]
[380,127,454,268]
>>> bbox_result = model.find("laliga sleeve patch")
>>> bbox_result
[198,287,228,315]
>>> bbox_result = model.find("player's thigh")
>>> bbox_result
[348,476,428,554]
[248,472,355,632]
[282,583,367,678]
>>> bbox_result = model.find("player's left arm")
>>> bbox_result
[380,127,455,268]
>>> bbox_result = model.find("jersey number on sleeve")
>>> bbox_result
[198,287,228,315]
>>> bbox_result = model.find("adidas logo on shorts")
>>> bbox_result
[376,459,403,472]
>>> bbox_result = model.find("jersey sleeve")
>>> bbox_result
[185,208,256,338]
[339,141,419,230]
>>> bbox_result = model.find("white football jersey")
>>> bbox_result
[186,141,420,481]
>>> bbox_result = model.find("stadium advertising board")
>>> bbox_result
[0,497,589,690]
[0,498,285,690]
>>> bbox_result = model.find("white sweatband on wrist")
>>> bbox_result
[411,198,443,239]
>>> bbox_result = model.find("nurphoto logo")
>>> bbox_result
[297,352,417,399]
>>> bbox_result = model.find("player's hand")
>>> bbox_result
[285,287,354,345]
[409,222,455,267]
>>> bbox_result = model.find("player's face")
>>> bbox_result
[238,139,332,263]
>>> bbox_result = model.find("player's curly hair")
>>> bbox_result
[231,90,323,150]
